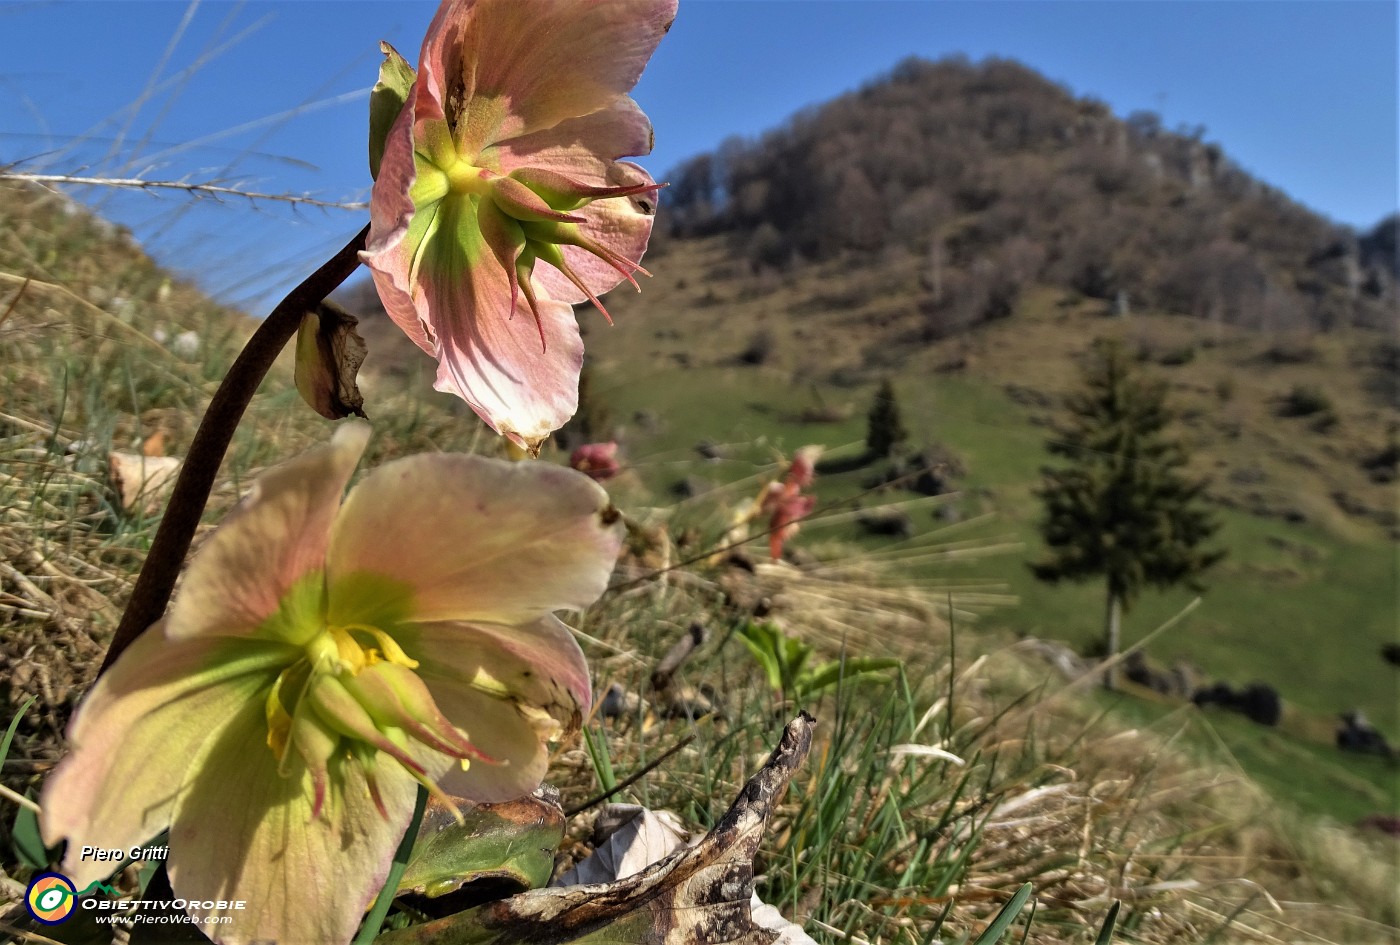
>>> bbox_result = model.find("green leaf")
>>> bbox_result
[970,883,1034,945]
[1093,901,1121,945]
[396,793,564,901]
[369,40,417,179]
[738,622,785,691]
[777,635,812,693]
[583,724,617,793]
[11,799,57,869]
[800,658,901,697]
[0,694,35,766]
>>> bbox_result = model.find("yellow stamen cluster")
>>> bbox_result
[263,620,481,822]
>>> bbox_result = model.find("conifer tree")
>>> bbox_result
[866,378,909,458]
[1032,339,1224,688]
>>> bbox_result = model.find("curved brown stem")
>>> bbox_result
[99,224,370,674]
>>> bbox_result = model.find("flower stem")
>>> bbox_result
[99,225,370,675]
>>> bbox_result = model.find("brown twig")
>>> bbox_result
[649,621,708,693]
[99,224,370,674]
[384,715,814,945]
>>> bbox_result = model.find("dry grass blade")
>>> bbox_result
[3,173,368,211]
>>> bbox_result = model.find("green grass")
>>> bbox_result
[592,357,1400,826]
[1096,693,1399,827]
[1005,512,1398,731]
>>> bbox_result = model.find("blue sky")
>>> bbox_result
[2,1,1396,311]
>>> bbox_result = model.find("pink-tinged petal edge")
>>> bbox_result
[402,619,590,803]
[165,422,369,643]
[529,161,658,305]
[787,446,824,490]
[394,613,590,806]
[41,626,290,888]
[327,452,622,626]
[431,262,584,449]
[488,97,655,181]
[570,441,621,481]
[364,97,436,356]
[422,686,551,804]
[397,614,592,726]
[421,0,678,155]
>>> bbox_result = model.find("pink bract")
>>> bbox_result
[570,441,621,481]
[761,446,824,559]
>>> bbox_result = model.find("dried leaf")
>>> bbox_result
[556,804,818,945]
[376,713,817,945]
[107,451,180,515]
[141,429,167,457]
[295,300,368,420]
[749,898,820,945]
[555,805,691,886]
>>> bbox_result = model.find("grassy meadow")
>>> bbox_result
[1,178,1398,945]
[581,236,1399,819]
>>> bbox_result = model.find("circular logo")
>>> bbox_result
[25,872,76,925]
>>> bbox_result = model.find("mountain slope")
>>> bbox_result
[662,55,1397,336]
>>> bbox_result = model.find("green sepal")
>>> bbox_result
[369,41,417,180]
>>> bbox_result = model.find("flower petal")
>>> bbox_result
[166,422,370,643]
[326,453,621,627]
[787,446,824,489]
[41,625,290,888]
[166,696,430,945]
[402,619,590,803]
[570,441,621,481]
[364,97,436,357]
[488,97,655,180]
[420,0,678,155]
[429,247,585,449]
[365,182,586,448]
[428,299,576,450]
[530,161,658,304]
[424,692,551,804]
[395,615,591,727]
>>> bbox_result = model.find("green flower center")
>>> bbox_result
[405,119,658,347]
[263,617,480,821]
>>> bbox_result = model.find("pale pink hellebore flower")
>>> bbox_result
[41,422,621,945]
[363,0,677,453]
[570,441,621,481]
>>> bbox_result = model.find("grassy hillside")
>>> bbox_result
[561,234,1400,814]
[2,177,1398,945]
